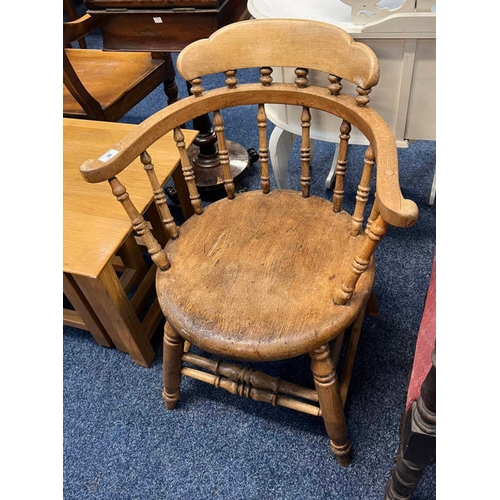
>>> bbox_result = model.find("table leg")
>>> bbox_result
[269,128,318,189]
[73,263,155,367]
[269,126,296,189]
[63,272,113,347]
[428,167,436,205]
[325,144,340,190]
[185,81,250,191]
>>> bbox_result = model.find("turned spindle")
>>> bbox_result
[173,127,203,214]
[257,104,270,193]
[224,69,238,89]
[366,197,380,233]
[189,77,204,97]
[294,67,309,88]
[162,322,184,410]
[108,177,170,271]
[351,146,375,236]
[213,110,235,199]
[310,344,351,466]
[140,151,178,240]
[334,214,388,305]
[300,106,312,198]
[259,66,273,86]
[355,86,372,107]
[328,74,343,96]
[332,120,352,212]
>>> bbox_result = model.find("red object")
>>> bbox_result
[406,252,436,411]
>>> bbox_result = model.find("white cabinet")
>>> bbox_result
[247,0,436,189]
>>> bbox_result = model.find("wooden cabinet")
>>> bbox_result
[85,0,249,52]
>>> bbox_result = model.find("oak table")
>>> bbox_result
[63,118,197,367]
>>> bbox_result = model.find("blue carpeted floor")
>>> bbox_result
[63,29,436,500]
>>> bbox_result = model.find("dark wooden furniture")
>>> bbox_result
[385,254,436,498]
[84,0,249,53]
[83,0,251,190]
[63,0,87,47]
[79,19,419,464]
[63,13,179,121]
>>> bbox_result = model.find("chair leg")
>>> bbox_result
[310,343,352,466]
[162,321,184,410]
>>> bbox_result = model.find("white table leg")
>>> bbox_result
[428,166,436,205]
[269,126,296,189]
[325,143,340,190]
[269,126,319,189]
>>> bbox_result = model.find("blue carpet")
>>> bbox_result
[63,35,436,499]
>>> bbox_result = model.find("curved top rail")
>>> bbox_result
[177,19,380,89]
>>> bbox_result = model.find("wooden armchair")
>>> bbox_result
[79,18,419,466]
[63,13,178,121]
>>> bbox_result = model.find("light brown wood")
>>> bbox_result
[333,120,352,213]
[310,343,351,466]
[257,104,270,193]
[63,119,197,278]
[183,352,319,402]
[177,18,380,90]
[63,118,197,366]
[351,146,375,236]
[63,272,113,347]
[158,190,374,361]
[300,106,312,198]
[78,18,418,464]
[73,263,155,365]
[162,322,184,409]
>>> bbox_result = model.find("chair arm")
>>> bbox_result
[63,13,100,47]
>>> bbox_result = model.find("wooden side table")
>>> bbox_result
[63,118,197,366]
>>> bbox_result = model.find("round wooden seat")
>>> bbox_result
[157,190,375,361]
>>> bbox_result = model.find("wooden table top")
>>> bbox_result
[63,118,197,278]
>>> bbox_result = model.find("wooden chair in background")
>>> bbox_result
[63,0,87,48]
[79,19,419,465]
[63,13,179,121]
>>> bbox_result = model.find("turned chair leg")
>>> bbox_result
[310,343,352,466]
[162,321,184,410]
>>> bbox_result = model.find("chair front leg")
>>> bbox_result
[310,343,352,466]
[162,321,184,410]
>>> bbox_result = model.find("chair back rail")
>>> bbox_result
[177,19,380,93]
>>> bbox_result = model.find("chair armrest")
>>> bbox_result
[63,13,100,47]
